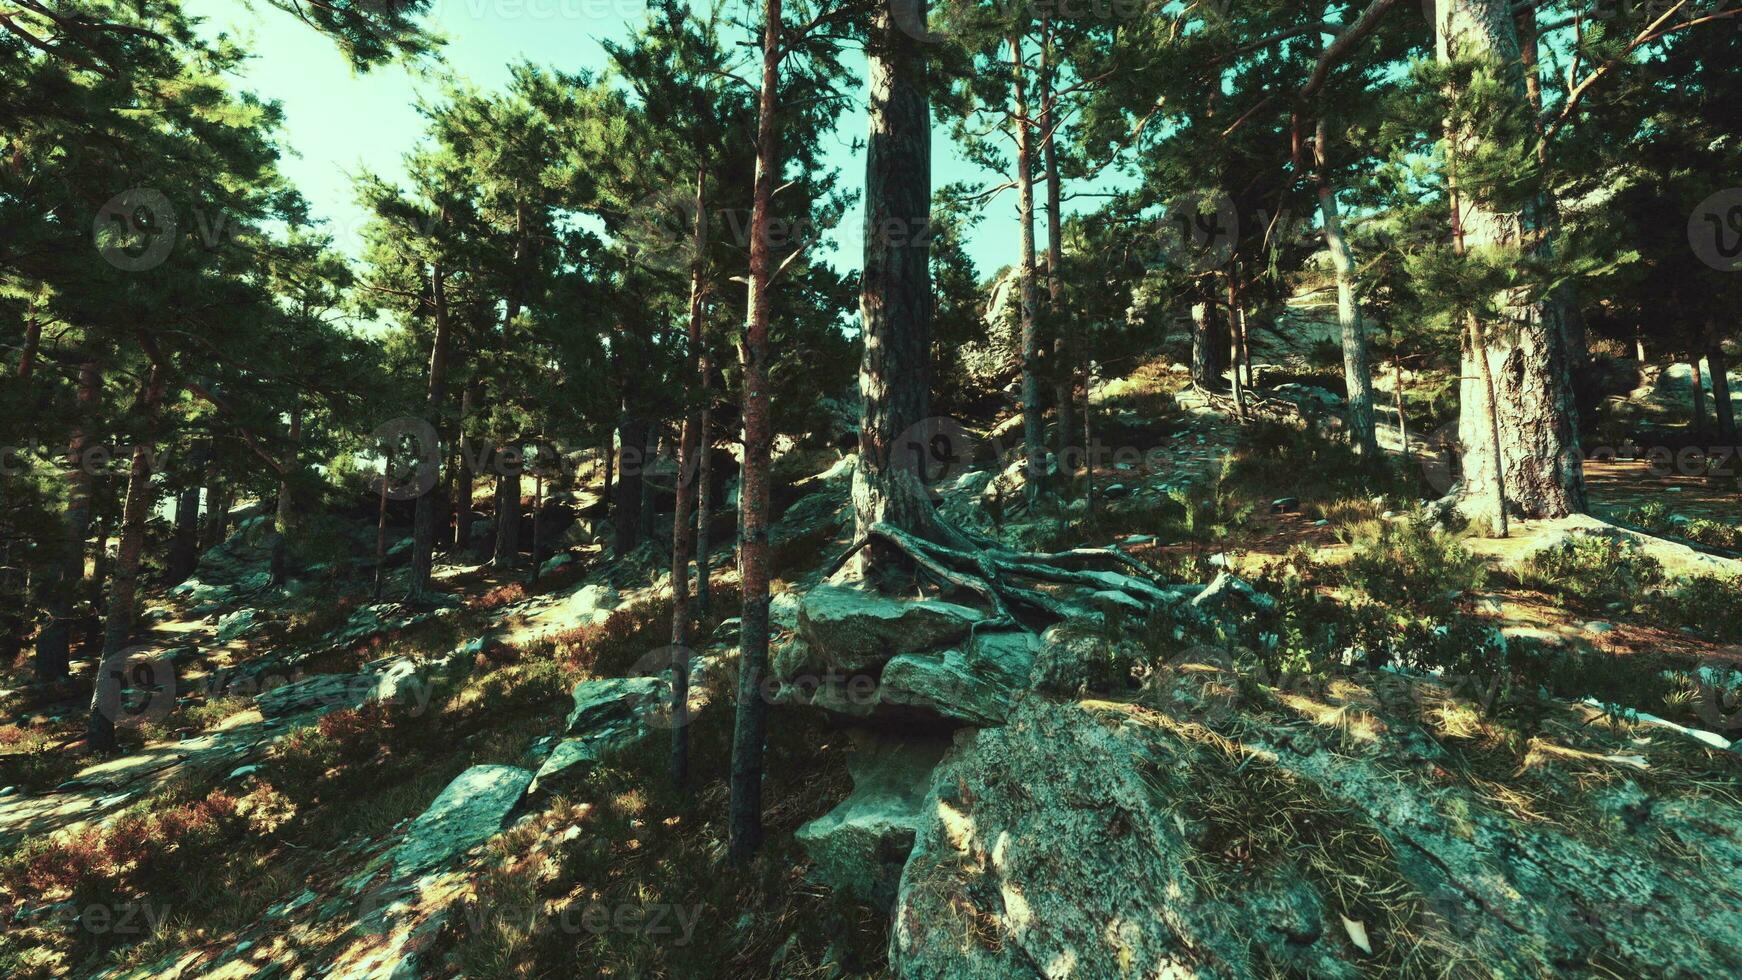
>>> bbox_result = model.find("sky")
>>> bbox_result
[183,0,1057,283]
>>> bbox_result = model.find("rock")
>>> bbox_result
[1030,624,1113,696]
[563,676,665,736]
[769,591,804,630]
[227,764,261,781]
[255,672,381,718]
[890,695,1742,979]
[391,765,533,876]
[879,631,1039,726]
[214,608,261,644]
[1122,535,1156,546]
[1584,621,1616,635]
[1100,483,1130,500]
[1272,497,1300,513]
[791,586,985,677]
[562,583,620,625]
[796,734,949,908]
[539,552,574,577]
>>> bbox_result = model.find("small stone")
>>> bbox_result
[1583,621,1616,635]
[227,764,261,781]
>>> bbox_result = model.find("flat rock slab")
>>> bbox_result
[390,765,533,876]
[794,585,986,676]
[879,631,1038,727]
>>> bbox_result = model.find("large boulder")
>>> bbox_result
[879,631,1038,726]
[529,677,669,796]
[391,765,533,876]
[796,734,949,909]
[891,680,1742,978]
[563,676,664,736]
[791,586,986,677]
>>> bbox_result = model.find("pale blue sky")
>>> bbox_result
[185,0,1057,281]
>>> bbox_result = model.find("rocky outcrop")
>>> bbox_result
[879,631,1038,726]
[796,734,949,908]
[791,586,986,676]
[529,677,668,796]
[390,765,533,877]
[889,679,1742,978]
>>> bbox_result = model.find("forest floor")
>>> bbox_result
[2,356,1739,978]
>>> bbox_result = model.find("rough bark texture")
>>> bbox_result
[495,447,522,568]
[1190,295,1227,390]
[410,264,452,597]
[89,362,165,752]
[695,361,714,616]
[1226,277,1248,420]
[729,0,781,863]
[1314,119,1379,456]
[166,439,206,584]
[1690,357,1709,436]
[1010,31,1045,502]
[36,360,98,682]
[1040,20,1072,476]
[852,0,938,564]
[1438,0,1585,523]
[670,166,707,788]
[1708,335,1736,441]
[453,383,476,550]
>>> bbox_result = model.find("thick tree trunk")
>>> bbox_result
[852,0,939,564]
[729,0,781,864]
[1190,295,1227,390]
[1392,347,1412,460]
[373,445,392,601]
[89,362,166,752]
[410,263,452,597]
[527,447,546,581]
[671,165,708,788]
[1437,0,1585,523]
[1314,120,1380,456]
[270,403,301,586]
[1010,30,1045,502]
[36,360,99,682]
[201,475,231,551]
[167,439,206,585]
[1707,331,1735,442]
[495,444,522,568]
[614,414,647,556]
[16,296,41,380]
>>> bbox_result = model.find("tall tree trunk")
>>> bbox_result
[1707,326,1735,442]
[1039,17,1072,482]
[1227,276,1248,420]
[269,403,301,586]
[36,359,98,682]
[695,351,714,616]
[1437,0,1585,523]
[1314,119,1380,456]
[373,444,392,601]
[410,262,452,597]
[1190,294,1227,389]
[16,290,42,380]
[1010,31,1046,502]
[671,165,708,788]
[1392,345,1412,460]
[614,412,647,556]
[453,383,476,550]
[527,443,546,582]
[89,362,165,752]
[85,509,111,652]
[167,439,207,584]
[495,443,522,568]
[1690,357,1709,438]
[852,0,938,563]
[1517,7,1589,369]
[730,0,781,864]
[201,465,230,551]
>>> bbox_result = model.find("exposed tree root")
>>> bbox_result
[827,518,1179,629]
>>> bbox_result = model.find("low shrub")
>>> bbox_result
[1519,535,1663,610]
[1652,574,1742,644]
[1341,519,1486,616]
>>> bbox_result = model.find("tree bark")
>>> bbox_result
[89,362,165,752]
[1437,0,1585,523]
[373,444,392,601]
[1190,294,1227,389]
[614,411,647,556]
[1707,328,1735,442]
[852,0,939,567]
[269,402,301,586]
[1227,276,1248,420]
[1011,30,1045,502]
[671,165,708,788]
[729,0,781,864]
[1392,346,1411,460]
[1314,118,1380,456]
[410,262,452,597]
[695,351,714,616]
[36,359,99,682]
[453,383,476,550]
[495,443,522,568]
[166,438,206,584]
[1040,16,1072,481]
[1690,357,1709,438]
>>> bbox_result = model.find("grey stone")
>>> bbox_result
[391,765,533,876]
[879,631,1039,726]
[796,733,948,908]
[791,586,985,677]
